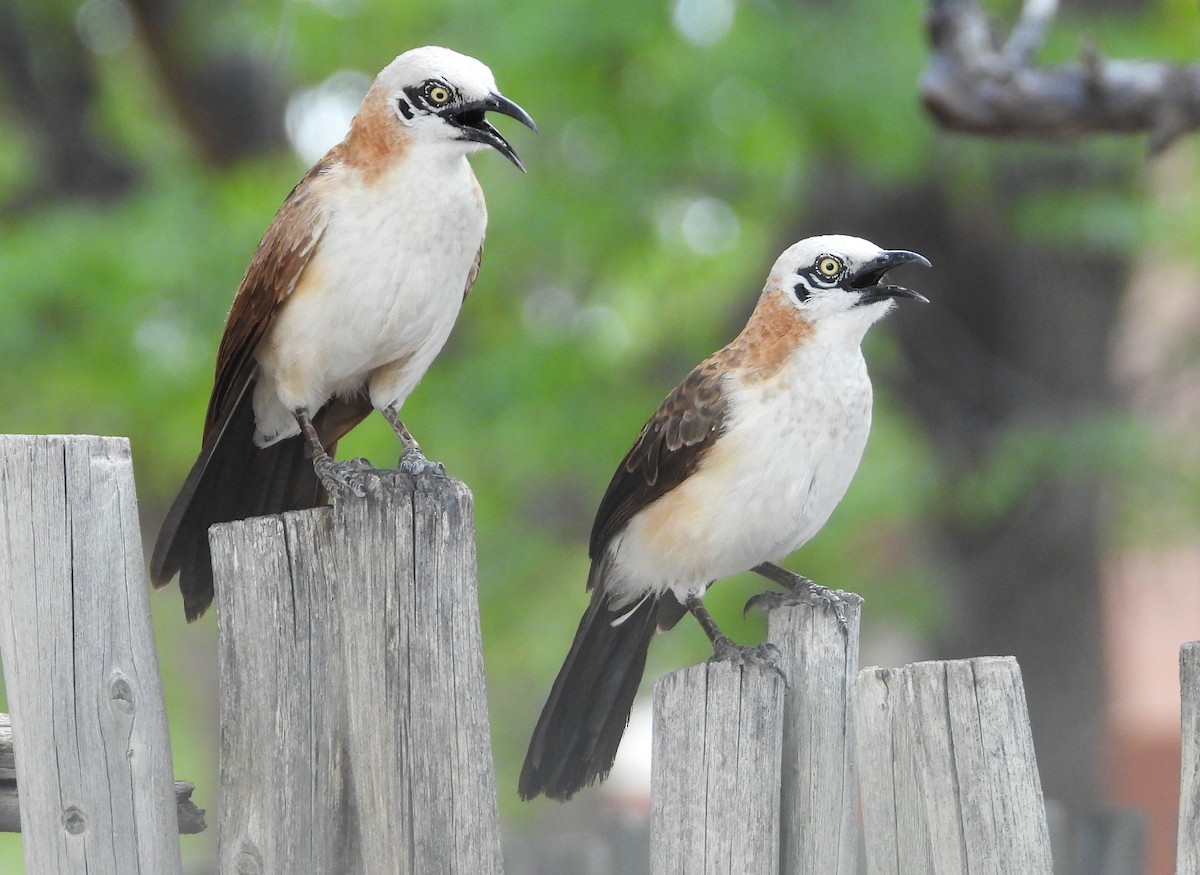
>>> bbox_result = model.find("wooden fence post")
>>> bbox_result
[210,472,502,875]
[767,601,861,875]
[1178,641,1200,875]
[855,656,1053,875]
[0,435,183,875]
[1,712,206,834]
[651,660,785,875]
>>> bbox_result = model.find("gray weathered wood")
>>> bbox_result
[0,775,206,835]
[0,435,183,874]
[767,600,860,875]
[922,0,1200,153]
[3,714,209,833]
[0,710,15,833]
[0,713,12,780]
[211,472,502,875]
[651,659,785,875]
[0,781,15,836]
[855,656,1053,875]
[1178,641,1200,875]
[856,666,928,874]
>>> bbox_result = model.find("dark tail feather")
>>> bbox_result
[150,379,366,622]
[519,586,658,801]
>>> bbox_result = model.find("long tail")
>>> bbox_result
[150,377,367,621]
[519,584,658,801]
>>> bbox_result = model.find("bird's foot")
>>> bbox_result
[397,446,446,477]
[314,455,382,498]
[743,582,863,634]
[708,635,786,682]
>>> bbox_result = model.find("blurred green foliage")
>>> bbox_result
[1,0,1197,870]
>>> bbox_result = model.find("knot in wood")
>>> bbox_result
[109,672,135,713]
[60,805,87,835]
[235,842,264,874]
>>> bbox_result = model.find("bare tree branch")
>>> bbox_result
[921,0,1200,153]
[0,0,137,208]
[124,0,288,166]
[1003,0,1057,66]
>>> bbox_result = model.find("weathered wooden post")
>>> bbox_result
[0,435,183,875]
[0,712,205,834]
[651,660,785,875]
[1178,641,1200,875]
[856,656,1054,875]
[767,600,861,875]
[210,472,502,874]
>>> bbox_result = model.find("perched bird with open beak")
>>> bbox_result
[519,235,930,802]
[151,46,536,621]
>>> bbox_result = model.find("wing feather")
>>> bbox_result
[204,162,330,439]
[462,244,483,302]
[587,357,730,565]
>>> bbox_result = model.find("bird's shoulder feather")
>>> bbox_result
[588,355,730,563]
[205,162,331,439]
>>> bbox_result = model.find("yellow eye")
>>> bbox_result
[817,256,843,278]
[426,84,452,105]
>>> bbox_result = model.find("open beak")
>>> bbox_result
[446,92,537,172]
[850,249,932,305]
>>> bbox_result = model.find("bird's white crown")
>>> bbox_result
[767,235,889,290]
[374,46,499,104]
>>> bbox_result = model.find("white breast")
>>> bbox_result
[606,333,874,606]
[254,151,486,445]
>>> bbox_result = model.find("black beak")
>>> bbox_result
[446,92,537,172]
[850,249,931,305]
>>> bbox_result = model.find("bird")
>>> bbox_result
[518,234,929,802]
[150,46,536,621]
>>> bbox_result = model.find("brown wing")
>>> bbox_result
[587,356,730,565]
[462,244,483,302]
[203,162,330,440]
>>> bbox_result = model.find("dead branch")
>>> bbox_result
[921,0,1200,153]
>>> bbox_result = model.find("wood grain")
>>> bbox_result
[768,600,861,875]
[651,660,785,875]
[855,656,1054,875]
[0,435,183,874]
[0,714,12,781]
[1178,641,1200,875]
[211,472,502,874]
[0,774,205,836]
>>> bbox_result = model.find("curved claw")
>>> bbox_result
[314,456,382,498]
[743,591,785,617]
[743,587,863,635]
[398,447,447,477]
[708,637,787,683]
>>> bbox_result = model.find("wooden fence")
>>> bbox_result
[0,434,1197,874]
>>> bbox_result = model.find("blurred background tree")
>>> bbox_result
[1,0,1198,872]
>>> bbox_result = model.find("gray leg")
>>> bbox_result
[685,593,784,681]
[296,410,379,498]
[381,407,446,476]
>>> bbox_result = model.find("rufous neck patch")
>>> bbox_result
[336,95,410,181]
[718,286,813,380]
